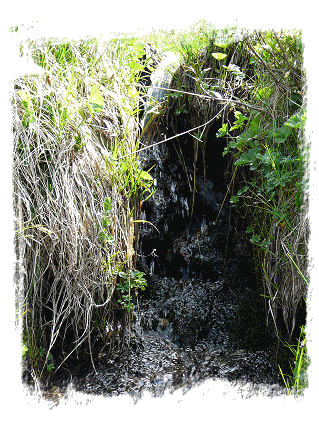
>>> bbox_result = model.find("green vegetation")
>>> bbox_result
[215,30,308,393]
[13,35,154,378]
[12,22,308,393]
[279,325,309,394]
[117,269,147,312]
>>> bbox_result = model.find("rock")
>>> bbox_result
[141,51,179,129]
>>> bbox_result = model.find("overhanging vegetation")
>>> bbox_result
[12,22,309,394]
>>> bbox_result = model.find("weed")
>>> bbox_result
[117,269,147,313]
[278,326,309,395]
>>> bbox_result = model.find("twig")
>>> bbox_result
[112,103,230,161]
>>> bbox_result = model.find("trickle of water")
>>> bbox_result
[150,259,155,276]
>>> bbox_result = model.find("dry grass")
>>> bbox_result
[13,37,142,376]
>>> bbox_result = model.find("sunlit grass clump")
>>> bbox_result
[13,36,154,377]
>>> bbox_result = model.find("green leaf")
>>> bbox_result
[256,86,272,100]
[285,111,305,129]
[104,197,112,212]
[89,84,105,113]
[212,52,227,61]
[230,111,248,131]
[128,61,144,73]
[235,147,260,166]
[222,64,245,78]
[22,344,28,358]
[139,170,153,184]
[256,152,272,165]
[260,239,271,250]
[273,125,292,143]
[17,90,31,105]
[217,123,229,138]
[214,41,229,49]
[250,234,260,244]
[234,111,248,123]
[237,185,249,196]
[230,195,239,204]
[246,225,254,234]
[236,116,261,146]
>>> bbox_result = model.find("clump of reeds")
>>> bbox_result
[13,36,149,378]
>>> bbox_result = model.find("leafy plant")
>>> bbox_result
[116,269,147,312]
[216,30,307,344]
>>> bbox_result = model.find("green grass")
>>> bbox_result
[279,325,309,395]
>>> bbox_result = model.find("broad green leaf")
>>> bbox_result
[256,86,272,100]
[236,116,261,145]
[89,84,105,112]
[235,147,260,166]
[215,41,229,49]
[139,170,153,183]
[212,52,227,61]
[128,61,144,73]
[285,111,305,129]
[256,152,272,165]
[234,111,248,123]
[273,125,292,143]
[230,111,248,131]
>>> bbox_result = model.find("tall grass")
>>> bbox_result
[13,35,153,377]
